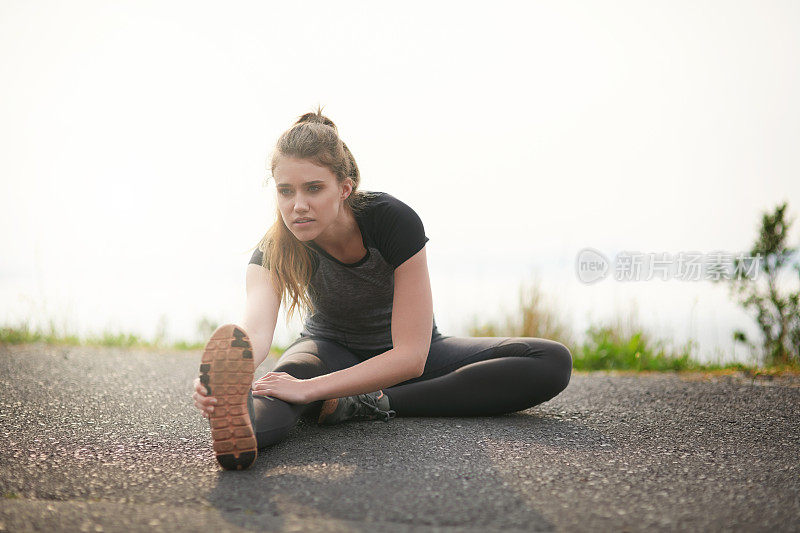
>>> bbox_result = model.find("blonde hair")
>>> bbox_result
[252,105,377,323]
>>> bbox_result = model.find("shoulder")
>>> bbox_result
[249,245,268,269]
[249,241,319,274]
[360,191,424,223]
[359,191,429,269]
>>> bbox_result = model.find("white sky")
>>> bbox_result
[1,1,798,362]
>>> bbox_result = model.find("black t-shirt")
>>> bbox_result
[249,191,440,351]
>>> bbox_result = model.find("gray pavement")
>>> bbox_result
[0,343,798,532]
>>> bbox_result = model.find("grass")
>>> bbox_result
[0,320,288,357]
[466,274,576,348]
[3,293,797,373]
[568,317,800,372]
[574,324,707,371]
[466,277,799,373]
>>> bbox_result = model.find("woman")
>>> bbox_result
[192,108,573,471]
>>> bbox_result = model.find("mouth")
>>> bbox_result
[294,218,314,225]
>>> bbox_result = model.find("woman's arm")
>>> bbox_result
[304,246,433,402]
[192,261,282,417]
[239,262,282,370]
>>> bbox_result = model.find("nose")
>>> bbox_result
[293,192,309,213]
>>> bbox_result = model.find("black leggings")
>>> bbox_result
[250,334,573,449]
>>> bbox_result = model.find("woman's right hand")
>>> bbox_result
[192,376,218,418]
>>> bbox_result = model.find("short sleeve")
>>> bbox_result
[374,195,430,268]
[249,247,268,269]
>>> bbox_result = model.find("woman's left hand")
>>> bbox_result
[251,372,313,404]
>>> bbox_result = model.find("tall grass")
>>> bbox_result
[465,276,762,371]
[4,277,787,371]
[467,274,574,347]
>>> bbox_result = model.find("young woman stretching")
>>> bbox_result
[191,108,573,470]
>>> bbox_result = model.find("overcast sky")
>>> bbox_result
[1,1,798,362]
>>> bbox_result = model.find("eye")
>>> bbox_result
[308,185,321,192]
[278,189,292,196]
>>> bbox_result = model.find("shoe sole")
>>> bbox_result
[200,324,257,470]
[318,398,340,424]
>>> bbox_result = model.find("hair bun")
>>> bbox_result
[294,105,337,131]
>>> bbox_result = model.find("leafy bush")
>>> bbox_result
[713,201,800,367]
[574,323,696,371]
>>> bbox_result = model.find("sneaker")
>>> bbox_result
[199,324,258,470]
[317,390,397,425]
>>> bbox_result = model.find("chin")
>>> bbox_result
[283,220,314,241]
[289,228,317,242]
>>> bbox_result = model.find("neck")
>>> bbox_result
[312,205,358,252]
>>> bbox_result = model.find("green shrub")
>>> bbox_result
[712,201,800,367]
[573,324,696,371]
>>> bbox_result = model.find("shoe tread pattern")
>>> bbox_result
[200,324,257,470]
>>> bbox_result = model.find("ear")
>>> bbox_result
[341,179,353,200]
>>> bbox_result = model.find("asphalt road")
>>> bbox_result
[1,343,798,532]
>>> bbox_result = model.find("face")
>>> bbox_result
[273,157,353,242]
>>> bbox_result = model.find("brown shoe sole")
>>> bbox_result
[200,324,257,470]
[318,398,341,424]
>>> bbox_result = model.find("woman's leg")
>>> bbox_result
[250,336,361,449]
[383,336,572,417]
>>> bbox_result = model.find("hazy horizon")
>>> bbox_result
[2,1,798,364]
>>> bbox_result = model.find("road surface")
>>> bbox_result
[1,343,798,532]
